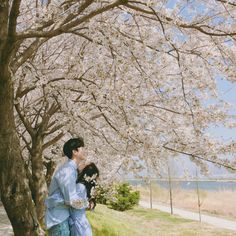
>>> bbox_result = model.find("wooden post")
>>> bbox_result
[149,179,152,209]
[196,169,202,222]
[168,165,173,215]
[149,179,153,209]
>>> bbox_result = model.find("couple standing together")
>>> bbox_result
[45,137,99,236]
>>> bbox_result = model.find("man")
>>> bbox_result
[45,137,88,236]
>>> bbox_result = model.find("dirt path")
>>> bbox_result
[139,200,236,232]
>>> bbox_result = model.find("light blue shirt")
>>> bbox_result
[45,159,88,229]
[69,183,92,236]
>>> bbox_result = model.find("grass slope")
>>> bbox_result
[87,204,234,236]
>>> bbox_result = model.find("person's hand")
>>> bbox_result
[89,201,94,210]
[88,199,96,210]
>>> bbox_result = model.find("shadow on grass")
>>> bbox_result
[128,207,192,223]
[92,226,117,236]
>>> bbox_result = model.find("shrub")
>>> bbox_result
[96,184,112,205]
[109,183,140,211]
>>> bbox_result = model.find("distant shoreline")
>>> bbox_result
[137,184,236,220]
[127,179,236,191]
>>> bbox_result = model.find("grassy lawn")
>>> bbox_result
[87,204,234,236]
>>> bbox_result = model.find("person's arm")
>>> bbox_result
[45,193,65,209]
[84,181,97,210]
[56,166,88,209]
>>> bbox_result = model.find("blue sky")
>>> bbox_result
[164,0,236,178]
[173,77,236,178]
[208,78,236,141]
[124,0,236,179]
[172,78,236,178]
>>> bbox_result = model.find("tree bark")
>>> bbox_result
[31,136,48,226]
[45,159,57,187]
[0,66,44,235]
[0,2,44,232]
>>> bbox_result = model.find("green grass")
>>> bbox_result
[87,206,140,236]
[87,204,234,236]
[129,207,191,223]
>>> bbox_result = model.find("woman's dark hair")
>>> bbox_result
[77,163,99,200]
[77,162,99,183]
[63,137,84,159]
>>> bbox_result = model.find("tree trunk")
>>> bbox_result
[45,160,57,187]
[0,65,44,235]
[31,137,48,226]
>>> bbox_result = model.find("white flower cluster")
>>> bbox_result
[84,173,98,183]
[71,199,89,209]
[13,0,236,181]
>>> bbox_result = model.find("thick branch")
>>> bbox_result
[15,103,35,137]
[43,132,65,150]
[37,102,60,134]
[8,0,21,37]
[44,124,65,136]
[141,103,184,115]
[163,145,236,171]
[216,0,236,7]
[17,0,126,39]
[12,38,48,72]
[91,93,119,133]
[60,0,95,27]
[126,3,236,37]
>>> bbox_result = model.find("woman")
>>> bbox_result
[69,163,99,236]
[45,163,99,236]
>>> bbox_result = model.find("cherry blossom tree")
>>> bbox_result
[0,0,236,235]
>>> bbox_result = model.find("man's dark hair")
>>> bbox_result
[63,137,84,159]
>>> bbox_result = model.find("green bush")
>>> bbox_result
[109,183,140,211]
[96,184,111,205]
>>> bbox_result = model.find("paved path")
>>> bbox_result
[0,205,13,236]
[140,200,236,232]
